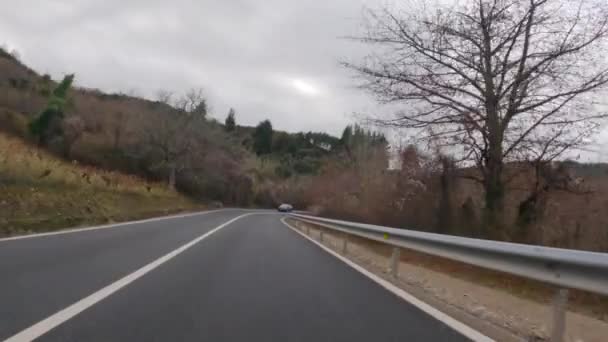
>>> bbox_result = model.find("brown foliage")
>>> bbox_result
[297,143,608,252]
[299,145,450,233]
[347,0,608,230]
[0,54,253,206]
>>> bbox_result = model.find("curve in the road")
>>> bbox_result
[2,210,489,341]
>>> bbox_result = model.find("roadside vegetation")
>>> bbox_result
[298,0,608,252]
[0,46,342,234]
[0,132,197,236]
[2,0,608,252]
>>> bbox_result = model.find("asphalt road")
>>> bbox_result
[0,210,470,341]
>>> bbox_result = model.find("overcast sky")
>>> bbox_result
[2,0,608,161]
[1,0,382,137]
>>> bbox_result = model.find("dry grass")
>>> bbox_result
[0,133,200,236]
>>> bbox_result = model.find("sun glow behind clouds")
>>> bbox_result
[291,79,320,96]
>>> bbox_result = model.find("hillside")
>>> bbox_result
[2,46,607,251]
[0,47,347,208]
[0,132,198,236]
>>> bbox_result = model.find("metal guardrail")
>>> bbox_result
[290,213,608,295]
[289,213,608,341]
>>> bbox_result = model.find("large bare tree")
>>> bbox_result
[346,0,608,227]
[144,89,208,189]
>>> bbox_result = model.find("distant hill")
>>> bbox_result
[560,160,608,178]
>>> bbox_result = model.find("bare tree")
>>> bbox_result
[62,115,85,158]
[109,111,125,150]
[346,0,608,228]
[144,89,208,189]
[175,88,208,119]
[155,89,174,106]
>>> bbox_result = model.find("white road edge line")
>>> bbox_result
[5,213,255,342]
[281,217,494,342]
[0,209,234,243]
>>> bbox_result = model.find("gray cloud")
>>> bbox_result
[1,0,378,135]
[4,1,606,160]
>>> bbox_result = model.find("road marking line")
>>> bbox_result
[5,213,254,342]
[281,218,494,342]
[0,209,235,243]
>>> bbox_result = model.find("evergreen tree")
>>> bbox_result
[29,74,75,146]
[193,100,207,118]
[253,119,273,156]
[340,126,353,146]
[225,108,236,132]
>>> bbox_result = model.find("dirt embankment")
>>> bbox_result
[0,133,201,236]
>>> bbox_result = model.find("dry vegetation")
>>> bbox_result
[0,49,258,208]
[289,144,608,253]
[0,132,198,236]
[454,168,608,252]
[2,29,607,251]
[0,46,340,233]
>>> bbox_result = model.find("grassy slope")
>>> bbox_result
[0,133,200,236]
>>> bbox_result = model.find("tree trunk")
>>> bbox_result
[168,164,176,190]
[63,141,72,159]
[38,131,49,148]
[483,151,505,236]
[113,128,121,150]
[437,157,453,234]
[484,92,505,237]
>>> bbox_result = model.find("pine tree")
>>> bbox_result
[29,74,75,146]
[225,108,236,132]
[253,119,273,156]
[340,126,353,146]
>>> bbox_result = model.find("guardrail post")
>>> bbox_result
[390,247,400,278]
[342,235,348,254]
[319,230,324,243]
[306,226,310,235]
[551,288,569,342]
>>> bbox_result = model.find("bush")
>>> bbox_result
[274,164,293,178]
[0,110,29,136]
[293,158,320,174]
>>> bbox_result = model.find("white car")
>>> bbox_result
[278,204,293,212]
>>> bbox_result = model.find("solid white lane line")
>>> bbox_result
[0,209,236,243]
[281,218,494,342]
[5,213,254,342]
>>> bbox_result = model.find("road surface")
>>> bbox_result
[0,209,471,341]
